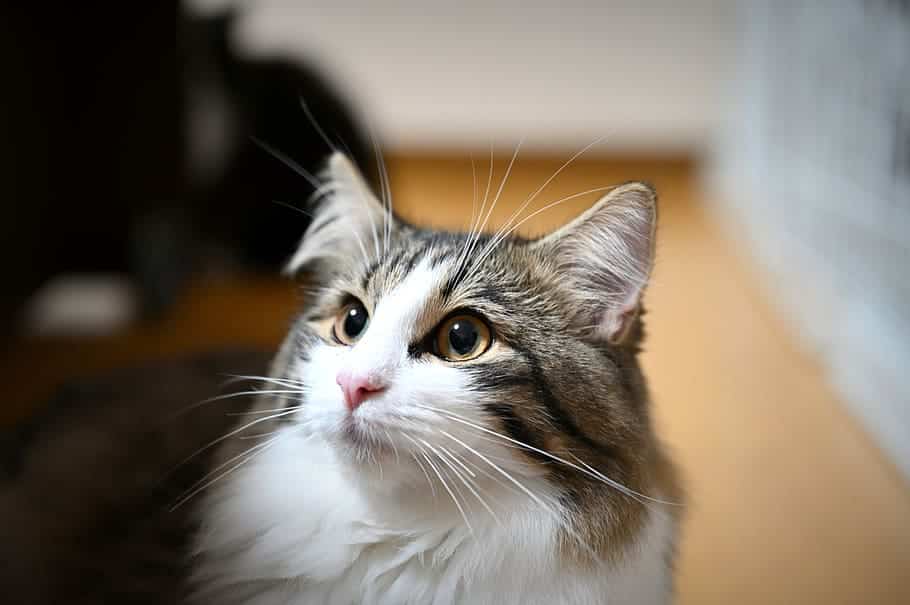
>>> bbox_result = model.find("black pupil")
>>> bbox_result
[343,305,368,337]
[448,320,478,356]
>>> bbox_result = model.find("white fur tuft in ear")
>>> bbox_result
[536,182,656,343]
[284,152,387,276]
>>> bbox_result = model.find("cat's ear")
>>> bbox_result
[285,152,387,276]
[534,182,656,344]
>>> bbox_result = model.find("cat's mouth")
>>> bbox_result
[338,414,397,457]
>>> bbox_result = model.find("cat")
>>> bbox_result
[0,152,681,604]
[189,153,683,604]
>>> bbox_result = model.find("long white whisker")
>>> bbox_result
[402,434,473,533]
[456,451,526,499]
[252,137,320,189]
[433,442,476,478]
[299,96,380,263]
[421,404,677,506]
[470,185,618,270]
[274,195,370,267]
[179,435,278,496]
[229,405,302,416]
[433,442,501,526]
[223,374,307,388]
[300,97,340,154]
[167,389,306,421]
[378,144,394,258]
[453,143,495,278]
[383,428,401,465]
[410,451,437,499]
[364,123,392,258]
[438,430,556,516]
[174,408,299,472]
[170,433,285,511]
[457,140,523,278]
[475,137,607,264]
[468,155,478,235]
[253,140,373,268]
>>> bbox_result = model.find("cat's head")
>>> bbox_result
[278,152,660,530]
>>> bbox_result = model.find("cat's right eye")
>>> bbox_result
[333,299,370,345]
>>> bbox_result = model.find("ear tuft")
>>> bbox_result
[537,182,656,344]
[284,152,386,276]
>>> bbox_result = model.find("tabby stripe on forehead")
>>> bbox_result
[403,240,433,277]
[360,258,382,291]
[440,270,466,303]
[439,235,492,302]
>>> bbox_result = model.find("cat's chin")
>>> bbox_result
[332,414,400,462]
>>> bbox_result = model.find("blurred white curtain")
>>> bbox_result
[710,0,910,477]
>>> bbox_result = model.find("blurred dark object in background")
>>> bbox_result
[0,349,272,603]
[0,3,372,341]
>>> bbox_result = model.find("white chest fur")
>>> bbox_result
[192,429,675,605]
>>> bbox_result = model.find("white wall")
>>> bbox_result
[187,0,736,152]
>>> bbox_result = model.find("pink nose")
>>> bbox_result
[336,370,386,411]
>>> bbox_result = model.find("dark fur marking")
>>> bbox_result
[477,285,511,308]
[440,271,466,303]
[403,241,433,276]
[360,258,382,291]
[468,364,533,392]
[429,245,458,269]
[512,344,621,461]
[482,402,553,465]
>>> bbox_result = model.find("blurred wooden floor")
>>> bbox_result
[3,153,909,604]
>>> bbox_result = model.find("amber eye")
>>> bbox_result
[333,299,370,345]
[435,314,492,361]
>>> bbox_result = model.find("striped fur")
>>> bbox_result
[193,153,682,604]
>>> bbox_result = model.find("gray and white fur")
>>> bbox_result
[190,153,682,604]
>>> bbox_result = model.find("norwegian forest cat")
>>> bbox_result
[1,153,682,604]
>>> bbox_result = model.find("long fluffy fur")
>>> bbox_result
[191,153,682,604]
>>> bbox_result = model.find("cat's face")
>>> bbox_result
[279,153,658,513]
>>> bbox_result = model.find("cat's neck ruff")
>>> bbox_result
[193,426,675,605]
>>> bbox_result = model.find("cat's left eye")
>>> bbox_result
[333,299,370,345]
[435,314,492,361]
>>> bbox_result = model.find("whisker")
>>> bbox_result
[433,442,501,526]
[437,429,557,517]
[272,200,314,219]
[300,96,340,154]
[402,433,473,533]
[166,389,306,421]
[253,136,374,268]
[475,137,607,264]
[223,374,307,388]
[420,404,678,507]
[228,404,302,417]
[364,121,392,259]
[410,450,437,499]
[178,434,277,497]
[252,137,320,189]
[170,433,285,511]
[173,408,299,473]
[470,185,618,270]
[457,140,523,279]
[383,428,401,465]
